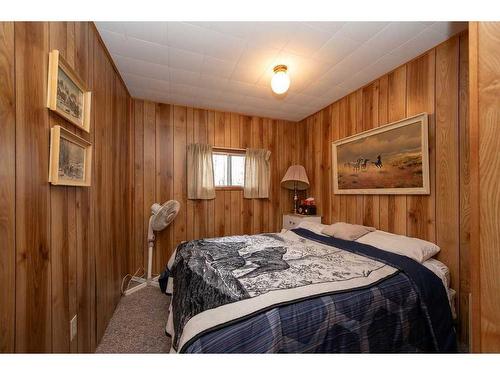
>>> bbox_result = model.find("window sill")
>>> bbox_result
[215,186,243,191]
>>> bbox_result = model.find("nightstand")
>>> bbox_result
[282,213,322,230]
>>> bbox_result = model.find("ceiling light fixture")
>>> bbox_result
[271,65,290,95]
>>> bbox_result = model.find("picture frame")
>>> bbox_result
[332,113,429,195]
[47,49,91,132]
[49,125,92,186]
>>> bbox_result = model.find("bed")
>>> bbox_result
[161,224,457,353]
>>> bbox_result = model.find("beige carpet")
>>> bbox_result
[96,286,172,353]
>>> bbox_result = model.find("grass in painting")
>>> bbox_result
[338,151,423,189]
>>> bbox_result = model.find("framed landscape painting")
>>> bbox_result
[49,126,92,186]
[332,113,429,195]
[47,49,91,132]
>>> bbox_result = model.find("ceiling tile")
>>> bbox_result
[200,30,246,61]
[389,28,446,62]
[201,56,236,78]
[96,21,467,122]
[167,22,211,53]
[245,22,297,49]
[363,22,429,53]
[231,61,266,84]
[283,24,332,56]
[304,22,346,35]
[113,54,170,81]
[168,47,204,72]
[168,67,200,85]
[238,44,281,72]
[312,34,362,64]
[121,22,168,45]
[202,21,258,40]
[336,22,390,42]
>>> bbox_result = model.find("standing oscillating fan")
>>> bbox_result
[124,200,180,295]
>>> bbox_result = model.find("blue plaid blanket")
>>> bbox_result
[165,229,456,353]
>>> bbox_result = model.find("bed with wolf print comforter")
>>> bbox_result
[163,228,457,353]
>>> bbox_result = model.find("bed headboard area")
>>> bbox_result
[295,32,470,346]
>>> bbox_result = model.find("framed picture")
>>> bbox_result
[332,113,429,195]
[47,49,91,132]
[49,126,92,186]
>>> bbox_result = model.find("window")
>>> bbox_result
[213,149,245,188]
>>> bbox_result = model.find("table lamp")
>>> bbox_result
[281,165,310,214]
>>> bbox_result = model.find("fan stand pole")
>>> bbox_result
[124,216,160,295]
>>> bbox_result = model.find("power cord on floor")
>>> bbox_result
[120,267,145,295]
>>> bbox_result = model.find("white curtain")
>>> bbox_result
[244,148,271,199]
[187,143,216,200]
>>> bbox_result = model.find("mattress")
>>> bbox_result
[423,258,456,319]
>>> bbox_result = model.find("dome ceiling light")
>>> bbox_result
[271,64,290,95]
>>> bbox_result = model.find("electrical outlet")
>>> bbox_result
[70,315,77,341]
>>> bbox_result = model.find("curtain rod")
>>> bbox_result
[213,146,246,152]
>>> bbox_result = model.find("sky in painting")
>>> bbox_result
[337,121,422,163]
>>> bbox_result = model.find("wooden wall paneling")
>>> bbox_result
[230,113,242,236]
[458,32,470,348]
[330,102,341,224]
[133,100,144,274]
[280,121,295,219]
[468,22,481,352]
[406,51,436,242]
[338,98,348,223]
[435,36,460,300]
[73,21,94,354]
[387,66,408,235]
[143,101,156,272]
[155,103,173,271]
[361,82,380,228]
[92,26,107,344]
[207,111,216,237]
[354,90,364,225]
[251,117,263,234]
[263,118,273,233]
[223,113,232,235]
[214,111,226,236]
[313,113,323,220]
[240,115,253,235]
[194,109,209,240]
[14,21,52,353]
[345,94,358,224]
[0,21,16,353]
[48,21,78,354]
[378,75,389,231]
[269,120,280,231]
[105,49,115,336]
[4,21,133,353]
[320,106,332,225]
[173,105,187,246]
[186,107,195,241]
[473,22,500,352]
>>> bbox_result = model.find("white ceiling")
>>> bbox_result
[95,22,467,121]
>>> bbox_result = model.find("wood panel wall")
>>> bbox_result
[295,32,470,347]
[0,22,133,353]
[131,100,297,275]
[469,22,500,353]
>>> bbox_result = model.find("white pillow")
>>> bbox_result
[295,221,327,235]
[355,230,440,263]
[321,222,375,241]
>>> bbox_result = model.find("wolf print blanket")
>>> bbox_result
[168,230,400,352]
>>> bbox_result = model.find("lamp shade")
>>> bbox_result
[281,165,309,190]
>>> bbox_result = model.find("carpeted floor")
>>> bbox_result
[96,286,172,353]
